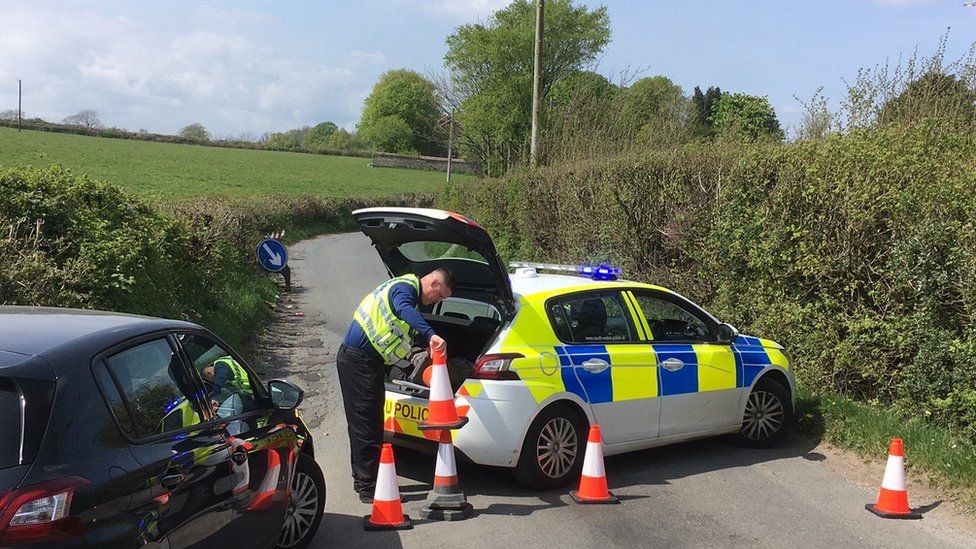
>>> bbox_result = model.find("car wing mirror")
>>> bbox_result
[268,379,304,410]
[717,323,739,345]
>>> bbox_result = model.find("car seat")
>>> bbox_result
[575,298,608,340]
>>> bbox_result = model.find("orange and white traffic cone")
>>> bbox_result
[247,449,281,511]
[866,438,921,519]
[364,443,414,531]
[570,424,619,505]
[419,347,468,431]
[420,430,473,521]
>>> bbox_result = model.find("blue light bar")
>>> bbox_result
[578,263,622,281]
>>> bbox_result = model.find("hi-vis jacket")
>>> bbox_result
[354,274,421,364]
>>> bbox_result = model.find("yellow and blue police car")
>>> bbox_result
[354,207,795,490]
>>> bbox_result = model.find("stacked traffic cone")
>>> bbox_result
[570,424,619,505]
[865,438,922,519]
[420,430,473,521]
[364,443,414,531]
[418,347,468,431]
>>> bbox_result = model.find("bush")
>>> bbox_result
[441,123,976,437]
[0,165,432,347]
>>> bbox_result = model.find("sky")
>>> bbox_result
[1,0,974,138]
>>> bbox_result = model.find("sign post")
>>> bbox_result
[256,238,290,290]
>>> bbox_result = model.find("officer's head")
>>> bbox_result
[420,267,454,306]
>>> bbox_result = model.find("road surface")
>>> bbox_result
[254,232,976,548]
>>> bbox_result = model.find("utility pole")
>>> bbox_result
[446,111,454,183]
[17,79,22,132]
[530,0,544,168]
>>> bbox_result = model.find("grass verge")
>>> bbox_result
[796,389,976,509]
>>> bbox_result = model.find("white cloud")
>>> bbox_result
[0,4,371,135]
[418,0,510,21]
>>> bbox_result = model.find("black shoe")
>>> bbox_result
[358,491,374,504]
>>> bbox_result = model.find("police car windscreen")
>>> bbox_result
[0,378,23,469]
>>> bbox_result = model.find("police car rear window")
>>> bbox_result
[398,241,488,264]
[0,378,23,469]
[547,293,636,344]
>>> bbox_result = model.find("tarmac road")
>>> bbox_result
[256,231,976,548]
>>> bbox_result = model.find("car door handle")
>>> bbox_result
[581,358,609,374]
[660,358,684,372]
[160,472,185,489]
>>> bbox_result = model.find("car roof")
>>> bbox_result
[509,272,670,300]
[0,306,198,358]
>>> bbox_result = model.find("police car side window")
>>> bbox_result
[548,292,635,344]
[178,334,260,419]
[633,294,711,342]
[100,338,205,438]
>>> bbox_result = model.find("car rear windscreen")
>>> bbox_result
[0,378,24,469]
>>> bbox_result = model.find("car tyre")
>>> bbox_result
[276,453,325,549]
[513,403,588,490]
[734,377,793,448]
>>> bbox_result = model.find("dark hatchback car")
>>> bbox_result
[0,308,325,548]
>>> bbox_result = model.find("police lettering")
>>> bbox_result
[385,401,429,422]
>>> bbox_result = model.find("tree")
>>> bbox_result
[712,93,784,142]
[0,109,19,121]
[178,123,210,142]
[303,122,338,150]
[444,0,610,174]
[617,76,688,143]
[62,110,102,130]
[690,86,722,139]
[358,69,440,155]
[326,128,365,150]
[878,71,976,128]
[548,70,616,113]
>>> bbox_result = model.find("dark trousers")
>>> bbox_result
[336,343,386,495]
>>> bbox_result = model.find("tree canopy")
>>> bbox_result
[178,123,210,142]
[444,0,610,174]
[712,93,784,142]
[358,69,440,155]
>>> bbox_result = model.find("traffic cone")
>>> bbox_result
[418,347,469,431]
[420,430,473,521]
[363,443,414,531]
[247,449,281,511]
[570,424,619,505]
[866,438,922,519]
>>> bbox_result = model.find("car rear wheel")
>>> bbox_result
[514,403,588,490]
[277,454,325,549]
[734,378,793,448]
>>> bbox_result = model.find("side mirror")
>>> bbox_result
[717,323,739,345]
[268,379,304,410]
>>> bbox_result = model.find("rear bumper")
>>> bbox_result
[383,379,541,468]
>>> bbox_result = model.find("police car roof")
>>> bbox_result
[509,272,666,299]
[0,306,197,359]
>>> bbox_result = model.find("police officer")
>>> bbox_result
[337,267,453,502]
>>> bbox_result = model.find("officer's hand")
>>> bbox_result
[430,334,447,353]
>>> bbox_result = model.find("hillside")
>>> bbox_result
[0,126,468,197]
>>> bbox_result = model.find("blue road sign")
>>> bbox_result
[256,238,288,272]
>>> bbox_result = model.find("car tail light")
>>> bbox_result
[0,477,88,545]
[470,353,524,381]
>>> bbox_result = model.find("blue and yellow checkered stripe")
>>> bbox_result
[554,338,774,404]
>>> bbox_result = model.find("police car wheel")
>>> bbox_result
[734,378,793,448]
[514,403,588,490]
[277,454,325,549]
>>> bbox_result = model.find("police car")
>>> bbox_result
[355,207,795,490]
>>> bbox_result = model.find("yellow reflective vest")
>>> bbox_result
[354,274,421,364]
[213,356,252,395]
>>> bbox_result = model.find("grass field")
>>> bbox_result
[0,126,469,197]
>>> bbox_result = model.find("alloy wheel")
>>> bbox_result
[537,417,579,479]
[741,390,785,441]
[278,471,319,548]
